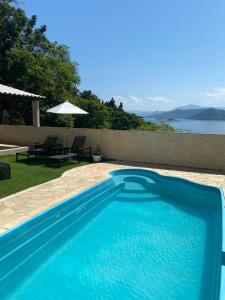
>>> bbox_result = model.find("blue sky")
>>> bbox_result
[23,0,225,112]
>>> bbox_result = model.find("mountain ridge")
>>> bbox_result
[148,107,225,121]
[190,108,225,120]
[176,104,203,110]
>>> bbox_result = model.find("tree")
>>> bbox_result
[73,97,111,129]
[79,90,101,102]
[118,102,123,110]
[111,111,142,130]
[6,48,78,99]
[0,0,80,125]
[0,0,27,83]
[105,97,117,109]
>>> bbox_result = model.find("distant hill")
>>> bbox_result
[190,108,225,120]
[135,104,204,118]
[149,108,205,120]
[148,107,225,121]
[176,104,203,110]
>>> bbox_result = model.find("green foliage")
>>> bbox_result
[79,90,101,102]
[93,145,101,156]
[118,102,123,110]
[105,97,117,109]
[73,97,111,129]
[6,48,78,98]
[111,111,142,130]
[137,122,175,132]
[71,94,173,131]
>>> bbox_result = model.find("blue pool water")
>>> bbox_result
[0,169,224,300]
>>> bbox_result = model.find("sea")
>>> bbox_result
[145,118,225,135]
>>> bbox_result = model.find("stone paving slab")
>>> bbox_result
[0,161,225,234]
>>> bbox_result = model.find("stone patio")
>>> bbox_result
[0,161,225,235]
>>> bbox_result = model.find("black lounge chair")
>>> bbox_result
[48,136,91,166]
[55,135,92,158]
[16,136,61,161]
[65,136,91,158]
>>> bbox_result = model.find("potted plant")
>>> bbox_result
[92,145,102,162]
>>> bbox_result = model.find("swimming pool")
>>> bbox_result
[0,169,224,300]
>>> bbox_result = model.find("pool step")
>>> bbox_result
[0,182,124,285]
[112,175,164,202]
[115,191,161,202]
[0,179,116,257]
[115,184,162,202]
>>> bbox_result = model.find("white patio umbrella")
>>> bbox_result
[47,101,88,115]
[47,101,88,146]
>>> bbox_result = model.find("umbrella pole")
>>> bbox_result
[64,115,70,148]
[66,126,69,148]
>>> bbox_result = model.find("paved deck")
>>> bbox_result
[0,161,225,234]
[0,143,28,156]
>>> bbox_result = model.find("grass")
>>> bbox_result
[0,155,91,198]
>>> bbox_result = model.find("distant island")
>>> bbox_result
[147,106,225,121]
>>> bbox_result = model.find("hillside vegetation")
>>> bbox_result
[0,0,174,132]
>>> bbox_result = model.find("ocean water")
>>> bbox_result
[146,118,225,134]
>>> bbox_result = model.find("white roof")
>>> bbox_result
[0,84,44,99]
[47,101,88,115]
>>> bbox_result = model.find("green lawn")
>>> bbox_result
[0,155,91,198]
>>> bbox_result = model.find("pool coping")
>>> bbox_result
[0,172,69,204]
[1,161,225,234]
[1,167,224,236]
[1,162,225,203]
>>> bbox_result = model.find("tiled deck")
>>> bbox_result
[0,161,225,234]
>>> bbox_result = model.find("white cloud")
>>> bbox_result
[114,87,225,111]
[113,95,144,109]
[146,96,176,105]
[130,95,144,105]
[114,96,126,102]
[145,96,178,110]
[113,96,128,105]
[114,94,179,111]
[201,87,225,103]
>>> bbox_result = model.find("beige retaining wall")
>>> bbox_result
[0,125,225,171]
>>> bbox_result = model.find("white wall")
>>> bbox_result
[1,125,225,170]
